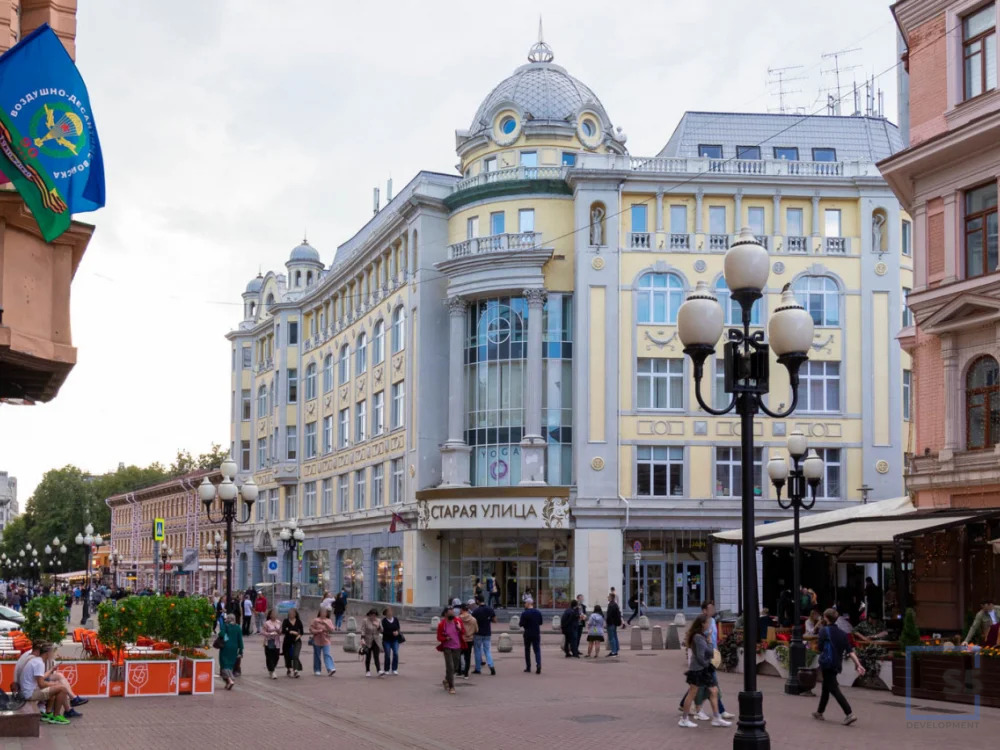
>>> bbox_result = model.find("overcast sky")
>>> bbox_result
[0,0,900,506]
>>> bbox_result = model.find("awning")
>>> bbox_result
[752,514,982,550]
[54,570,88,581]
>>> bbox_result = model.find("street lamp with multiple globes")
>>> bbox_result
[75,524,103,623]
[766,432,824,695]
[109,549,122,592]
[205,533,226,595]
[676,227,814,750]
[159,546,174,594]
[278,520,305,601]
[198,456,257,606]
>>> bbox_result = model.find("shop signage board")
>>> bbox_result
[415,497,570,530]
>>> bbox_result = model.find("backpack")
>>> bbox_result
[0,685,26,712]
[818,627,838,670]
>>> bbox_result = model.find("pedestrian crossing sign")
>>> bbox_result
[152,518,164,541]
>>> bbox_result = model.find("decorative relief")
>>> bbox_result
[258,421,267,436]
[590,457,605,471]
[790,422,843,438]
[393,354,404,375]
[643,330,678,351]
[772,422,787,437]
[772,261,785,275]
[591,256,605,271]
[408,464,416,477]
[523,288,547,307]
[356,377,366,397]
[636,419,685,436]
[875,261,888,276]
[374,366,384,385]
[715,421,764,437]
[447,296,467,315]
[811,335,835,354]
[340,385,350,401]
[324,395,333,410]
[306,401,316,417]
[875,459,890,474]
[693,260,707,273]
[693,421,707,436]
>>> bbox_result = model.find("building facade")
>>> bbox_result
[879,0,1000,628]
[0,471,17,538]
[228,34,912,614]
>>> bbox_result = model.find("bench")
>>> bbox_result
[0,700,40,737]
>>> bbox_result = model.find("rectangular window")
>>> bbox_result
[241,389,251,421]
[372,391,384,435]
[322,415,333,454]
[800,361,841,412]
[256,492,265,521]
[636,358,684,409]
[354,470,366,510]
[286,426,297,460]
[520,151,537,178]
[815,448,842,499]
[257,437,266,469]
[339,408,349,448]
[391,381,405,428]
[303,481,317,517]
[561,152,576,166]
[518,208,535,233]
[709,206,726,234]
[736,145,761,159]
[902,219,912,256]
[490,211,505,235]
[812,147,837,162]
[391,458,404,504]
[322,478,333,516]
[964,3,997,100]
[669,204,687,233]
[965,182,999,278]
[773,146,799,161]
[269,488,279,521]
[714,447,763,498]
[636,446,684,497]
[240,440,250,472]
[824,208,842,237]
[355,400,367,441]
[287,368,298,403]
[372,463,384,507]
[272,428,278,461]
[484,156,497,172]
[338,475,349,513]
[285,486,297,519]
[747,206,765,236]
[305,366,316,400]
[786,207,804,237]
[242,347,251,367]
[467,216,479,239]
[698,144,723,158]
[288,321,299,346]
[903,369,912,421]
[902,287,913,327]
[304,421,317,459]
[714,358,728,410]
[631,204,647,233]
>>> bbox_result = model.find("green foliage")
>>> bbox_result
[97,597,216,654]
[856,643,889,686]
[774,644,818,670]
[167,598,216,652]
[899,607,921,650]
[169,445,228,476]
[96,600,127,657]
[719,630,742,671]
[855,617,883,638]
[23,594,68,645]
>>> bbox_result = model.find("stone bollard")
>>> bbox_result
[630,626,643,650]
[430,616,440,632]
[638,615,651,630]
[497,632,513,653]
[342,632,358,653]
[346,616,358,633]
[665,624,681,650]
[651,625,664,650]
[509,614,521,632]
[551,615,561,631]
[673,612,686,627]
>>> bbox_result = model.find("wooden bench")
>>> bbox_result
[0,700,40,737]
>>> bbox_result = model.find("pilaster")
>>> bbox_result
[520,288,547,485]
[440,296,470,486]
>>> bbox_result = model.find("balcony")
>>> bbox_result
[452,165,568,193]
[576,153,879,178]
[448,231,540,260]
[825,237,847,254]
[709,234,730,251]
[786,236,808,253]
[906,448,1000,493]
[754,235,769,249]
[669,233,691,250]
[629,232,651,250]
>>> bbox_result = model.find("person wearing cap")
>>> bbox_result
[520,596,543,674]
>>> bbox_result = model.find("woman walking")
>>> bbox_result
[586,604,605,658]
[458,601,478,678]
[627,587,642,625]
[813,607,865,725]
[360,608,384,677]
[678,614,730,728]
[281,607,305,678]
[308,607,337,676]
[333,593,347,631]
[436,605,465,695]
[218,613,244,690]
[262,607,282,679]
[382,606,402,675]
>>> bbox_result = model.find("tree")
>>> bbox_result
[169,444,228,476]
[899,607,921,650]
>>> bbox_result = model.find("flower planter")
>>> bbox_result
[124,659,179,697]
[756,649,788,680]
[55,660,111,698]
[180,657,215,696]
[0,661,15,691]
[110,680,124,697]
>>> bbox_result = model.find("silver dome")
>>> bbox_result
[245,275,263,294]
[289,239,320,263]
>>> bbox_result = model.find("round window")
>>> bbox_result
[500,116,517,135]
[581,118,596,138]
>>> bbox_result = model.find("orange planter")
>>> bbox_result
[0,661,15,692]
[55,661,111,698]
[178,677,192,694]
[109,680,124,697]
[124,659,179,697]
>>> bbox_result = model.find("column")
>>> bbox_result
[520,288,547,485]
[941,336,960,454]
[734,189,743,231]
[695,189,704,234]
[811,192,821,237]
[389,243,397,282]
[655,187,664,231]
[440,296,471,486]
[943,193,958,284]
[772,191,781,235]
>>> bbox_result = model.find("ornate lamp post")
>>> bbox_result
[205,533,226,595]
[159,547,174,593]
[109,549,122,592]
[198,457,257,607]
[677,227,814,750]
[766,432,824,695]
[278,520,305,602]
[75,524,103,623]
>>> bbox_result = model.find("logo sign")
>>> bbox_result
[266,557,279,574]
[152,518,164,541]
[632,540,642,553]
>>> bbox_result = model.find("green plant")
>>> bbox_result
[856,643,888,687]
[22,594,67,645]
[899,607,921,651]
[719,630,743,671]
[774,644,818,670]
[163,597,215,652]
[855,618,883,639]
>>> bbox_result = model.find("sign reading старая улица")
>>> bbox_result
[415,497,571,530]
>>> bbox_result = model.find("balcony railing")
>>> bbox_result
[825,237,847,254]
[786,236,808,253]
[669,233,691,250]
[709,234,730,251]
[453,165,568,193]
[448,231,541,259]
[629,232,651,249]
[577,153,878,178]
[754,234,769,249]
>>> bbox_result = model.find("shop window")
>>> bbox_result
[339,549,364,600]
[374,547,403,604]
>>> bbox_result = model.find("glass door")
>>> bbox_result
[678,562,704,611]
[644,563,665,609]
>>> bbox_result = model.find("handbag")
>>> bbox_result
[212,634,225,650]
[711,648,722,668]
[397,633,406,644]
[307,637,315,647]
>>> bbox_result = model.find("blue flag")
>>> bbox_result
[0,23,104,241]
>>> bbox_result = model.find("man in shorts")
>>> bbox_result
[15,642,71,724]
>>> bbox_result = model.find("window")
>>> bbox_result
[322,415,333,454]
[257,385,267,416]
[636,446,684,497]
[490,211,505,235]
[792,276,840,326]
[714,358,729,410]
[339,344,350,383]
[304,421,317,459]
[391,381,405,428]
[257,437,266,468]
[323,353,334,392]
[268,488,279,520]
[338,408,349,448]
[715,447,763,498]
[288,321,299,345]
[800,361,841,412]
[303,481,317,517]
[272,428,278,461]
[902,287,913,327]
[698,144,723,158]
[631,204,647,233]
[372,321,385,365]
[967,355,1000,449]
[356,333,368,374]
[256,492,265,521]
[285,486,297,519]
[484,156,497,172]
[902,220,912,256]
[372,463,384,507]
[466,216,479,239]
[636,272,684,324]
[241,389,251,421]
[747,206,765,236]
[338,475,349,512]
[391,307,405,353]
[240,440,250,472]
[824,208,842,237]
[354,470,366,510]
[903,369,912,421]
[355,400,367,441]
[518,208,535,234]
[736,146,761,159]
[391,458,404,504]
[636,358,684,409]
[580,118,596,137]
[965,183,998,278]
[373,391,384,435]
[520,151,537,178]
[773,147,799,161]
[561,152,576,166]
[715,277,762,325]
[814,448,842,499]
[304,363,317,400]
[322,478,333,516]
[286,426,297,460]
[241,347,251,367]
[786,207,804,236]
[964,4,997,100]
[670,205,687,233]
[709,206,727,235]
[812,148,837,162]
[287,368,298,403]
[500,115,516,135]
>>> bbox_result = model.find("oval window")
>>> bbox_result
[500,116,517,135]
[581,119,596,137]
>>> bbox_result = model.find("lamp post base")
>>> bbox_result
[784,637,806,695]
[733,690,769,750]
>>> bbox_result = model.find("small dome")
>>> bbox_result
[245,275,263,294]
[289,238,320,263]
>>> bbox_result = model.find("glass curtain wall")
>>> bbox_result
[543,293,573,485]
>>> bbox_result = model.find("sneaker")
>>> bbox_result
[70,696,88,707]
[461,674,469,680]
[489,667,495,675]
[472,670,482,675]
[843,713,858,726]
[678,718,698,728]
[270,672,277,680]
[293,671,300,678]
[812,712,825,721]
[721,711,735,720]
[314,671,322,676]
[378,671,385,677]
[448,688,456,694]
[327,669,336,676]
[49,714,71,725]
[366,672,372,677]
[392,670,398,675]
[64,709,83,718]
[694,710,711,721]
[40,713,56,724]
[711,717,732,727]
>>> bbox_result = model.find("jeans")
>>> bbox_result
[627,605,640,625]
[254,612,264,633]
[383,640,399,672]
[443,648,461,688]
[523,635,541,669]
[312,644,335,673]
[242,615,252,635]
[334,613,344,629]
[473,635,494,671]
[607,625,619,655]
[817,668,852,715]
[283,639,302,671]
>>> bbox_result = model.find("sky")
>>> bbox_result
[0,0,901,506]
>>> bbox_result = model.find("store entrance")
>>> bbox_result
[676,561,705,611]
[626,560,670,611]
[493,560,537,608]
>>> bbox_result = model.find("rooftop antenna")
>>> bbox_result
[767,65,806,114]
[821,47,862,115]
[386,176,393,203]
[373,187,380,216]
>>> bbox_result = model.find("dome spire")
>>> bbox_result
[528,16,554,63]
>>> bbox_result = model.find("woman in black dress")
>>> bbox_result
[281,607,305,678]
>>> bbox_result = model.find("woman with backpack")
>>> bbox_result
[813,607,865,725]
[678,614,730,728]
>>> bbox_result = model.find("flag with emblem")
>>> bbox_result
[0,23,105,242]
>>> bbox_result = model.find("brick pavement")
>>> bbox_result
[4,623,995,750]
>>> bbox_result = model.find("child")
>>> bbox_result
[586,604,606,658]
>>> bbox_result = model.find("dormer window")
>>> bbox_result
[698,144,723,158]
[812,148,837,162]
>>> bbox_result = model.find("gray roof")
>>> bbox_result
[289,240,320,263]
[245,275,263,294]
[657,112,904,162]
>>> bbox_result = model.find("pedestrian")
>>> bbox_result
[308,607,336,676]
[574,594,587,655]
[218,614,244,691]
[586,604,605,658]
[451,597,462,617]
[436,605,464,694]
[360,608,384,677]
[473,578,483,602]
[242,594,253,636]
[471,596,497,675]
[519,596,543,674]
[560,601,580,657]
[253,590,268,634]
[678,614,730,728]
[627,587,642,625]
[679,600,734,721]
[320,590,334,612]
[281,607,304,678]
[381,606,402,675]
[262,607,282,679]
[458,601,478,678]
[813,607,864,725]
[605,592,622,657]
[488,574,500,609]
[333,592,347,631]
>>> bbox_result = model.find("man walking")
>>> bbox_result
[574,594,587,656]
[472,596,497,675]
[254,590,268,634]
[560,601,580,657]
[520,596,543,674]
[605,592,622,657]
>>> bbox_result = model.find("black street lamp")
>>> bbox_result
[109,549,122,592]
[75,524,103,623]
[677,228,814,750]
[766,431,823,695]
[278,520,305,602]
[159,546,174,594]
[198,457,257,607]
[205,532,226,595]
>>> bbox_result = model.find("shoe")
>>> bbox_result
[314,671,322,676]
[270,672,277,680]
[64,709,83,718]
[536,666,541,674]
[721,711,735,720]
[711,717,732,727]
[489,667,495,675]
[328,669,336,676]
[225,680,234,690]
[461,674,469,680]
[678,718,698,728]
[293,671,300,678]
[40,713,55,724]
[812,712,825,721]
[367,672,372,677]
[286,669,291,677]
[524,668,531,673]
[843,714,857,726]
[473,670,482,675]
[392,670,398,675]
[694,711,710,721]
[70,696,88,707]
[49,714,71,725]
[378,671,385,677]
[448,688,456,694]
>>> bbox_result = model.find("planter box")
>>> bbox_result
[757,649,788,680]
[124,659,179,697]
[891,651,1000,709]
[0,661,15,692]
[55,660,111,698]
[180,657,214,696]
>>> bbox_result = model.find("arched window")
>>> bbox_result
[339,344,350,384]
[792,275,840,326]
[295,271,302,287]
[323,353,334,393]
[715,277,761,325]
[391,306,405,353]
[265,293,275,312]
[373,320,385,365]
[356,332,368,374]
[257,385,267,416]
[967,355,1000,450]
[249,301,256,317]
[306,271,313,285]
[636,272,683,324]
[304,362,317,400]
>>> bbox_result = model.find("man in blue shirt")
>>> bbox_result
[520,597,543,674]
[471,596,497,675]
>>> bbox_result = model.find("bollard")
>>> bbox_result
[497,632,513,653]
[346,616,358,633]
[430,616,440,632]
[665,623,681,650]
[552,615,561,631]
[672,612,686,627]
[651,625,664,649]
[638,615,651,630]
[509,614,521,632]
[342,632,358,653]
[630,626,643,650]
